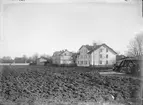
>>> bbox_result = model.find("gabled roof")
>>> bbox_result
[53,51,64,56]
[119,56,143,61]
[85,45,94,51]
[53,50,73,56]
[88,43,117,54]
[79,45,94,51]
[37,57,47,62]
[61,50,73,55]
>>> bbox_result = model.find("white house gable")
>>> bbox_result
[79,46,89,54]
[91,45,117,66]
[60,50,73,64]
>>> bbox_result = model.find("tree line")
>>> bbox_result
[127,32,143,57]
[0,32,143,63]
[0,53,52,63]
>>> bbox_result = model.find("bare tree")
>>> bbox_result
[40,54,51,58]
[22,55,28,63]
[71,52,77,64]
[127,33,143,57]
[32,53,39,63]
[1,56,13,63]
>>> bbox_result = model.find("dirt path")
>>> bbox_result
[99,71,124,75]
[100,71,143,80]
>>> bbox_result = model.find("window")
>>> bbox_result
[106,48,108,52]
[100,60,102,64]
[106,55,108,58]
[100,49,102,52]
[106,60,108,64]
[84,61,88,64]
[100,54,102,58]
[81,61,83,64]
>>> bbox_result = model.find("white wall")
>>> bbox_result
[91,45,116,66]
[91,49,100,65]
[107,50,116,65]
[60,51,73,64]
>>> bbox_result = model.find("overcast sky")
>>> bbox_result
[0,0,143,58]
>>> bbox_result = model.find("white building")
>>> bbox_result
[89,44,117,66]
[52,50,74,65]
[76,43,117,67]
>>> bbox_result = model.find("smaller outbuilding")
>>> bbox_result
[36,57,48,66]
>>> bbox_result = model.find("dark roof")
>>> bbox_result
[53,50,73,56]
[119,57,143,61]
[38,57,48,60]
[88,45,102,54]
[79,45,93,51]
[77,52,80,55]
[53,51,64,56]
[88,43,117,54]
[79,44,99,52]
[84,45,94,51]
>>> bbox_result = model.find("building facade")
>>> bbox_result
[90,44,117,66]
[36,57,47,65]
[76,45,93,66]
[52,50,74,65]
[76,43,117,67]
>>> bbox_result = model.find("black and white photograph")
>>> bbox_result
[0,0,143,105]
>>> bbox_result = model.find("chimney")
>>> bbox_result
[93,43,97,48]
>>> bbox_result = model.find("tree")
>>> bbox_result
[40,54,52,64]
[22,55,28,63]
[31,53,39,63]
[26,57,33,63]
[71,52,77,64]
[0,58,2,63]
[14,57,25,63]
[2,56,13,63]
[127,33,143,57]
[40,54,51,59]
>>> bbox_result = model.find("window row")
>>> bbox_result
[78,61,88,65]
[78,55,88,59]
[100,54,108,58]
[100,48,108,52]
[99,60,108,64]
